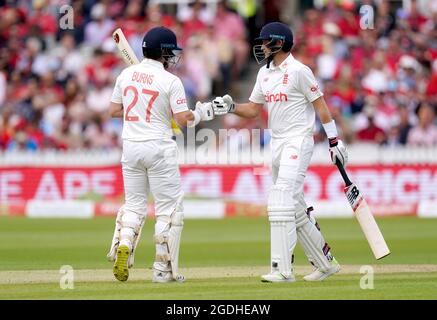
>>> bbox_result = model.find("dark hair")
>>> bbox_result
[282,40,293,52]
[143,47,162,60]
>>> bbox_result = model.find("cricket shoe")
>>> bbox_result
[261,271,295,283]
[113,244,130,282]
[152,270,175,283]
[303,258,341,282]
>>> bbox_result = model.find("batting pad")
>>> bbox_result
[168,211,184,279]
[106,206,145,268]
[296,208,332,272]
[267,187,296,277]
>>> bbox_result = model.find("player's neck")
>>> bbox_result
[272,52,290,68]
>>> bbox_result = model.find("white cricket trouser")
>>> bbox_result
[270,135,333,271]
[121,139,183,219]
[271,135,313,216]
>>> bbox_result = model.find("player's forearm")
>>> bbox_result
[313,97,340,139]
[109,102,124,118]
[111,110,124,118]
[174,110,195,127]
[234,102,261,119]
[313,97,333,125]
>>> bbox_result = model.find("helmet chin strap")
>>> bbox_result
[266,43,283,69]
[266,54,273,69]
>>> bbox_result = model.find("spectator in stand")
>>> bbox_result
[181,0,208,45]
[145,3,176,30]
[117,0,144,40]
[84,3,114,48]
[52,33,85,79]
[407,102,437,146]
[84,115,116,150]
[357,105,386,144]
[426,60,437,104]
[213,0,249,78]
[27,0,58,37]
[362,50,391,93]
[177,0,214,26]
[397,105,413,145]
[86,78,113,115]
[0,65,6,107]
[406,0,428,32]
[182,30,219,102]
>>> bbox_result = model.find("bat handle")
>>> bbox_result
[335,161,353,187]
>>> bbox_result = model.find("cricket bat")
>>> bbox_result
[336,161,390,260]
[112,28,182,135]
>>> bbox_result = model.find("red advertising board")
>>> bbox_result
[1,165,436,207]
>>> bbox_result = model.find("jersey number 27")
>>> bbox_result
[123,85,159,122]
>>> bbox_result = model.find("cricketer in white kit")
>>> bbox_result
[107,27,213,283]
[212,22,348,282]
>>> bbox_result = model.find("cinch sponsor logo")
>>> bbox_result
[264,92,288,103]
[310,84,319,92]
[176,98,187,105]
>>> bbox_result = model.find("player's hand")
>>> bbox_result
[212,94,235,115]
[329,138,348,167]
[195,102,214,121]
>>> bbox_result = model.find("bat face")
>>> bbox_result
[344,183,390,259]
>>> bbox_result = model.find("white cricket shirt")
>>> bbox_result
[249,54,323,140]
[111,58,189,141]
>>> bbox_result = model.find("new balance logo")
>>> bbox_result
[347,186,360,207]
[264,92,288,103]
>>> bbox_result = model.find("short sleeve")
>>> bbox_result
[297,66,323,103]
[169,78,189,114]
[249,71,265,104]
[110,74,123,104]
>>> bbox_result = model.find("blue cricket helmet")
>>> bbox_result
[142,26,182,68]
[142,26,182,51]
[255,22,294,47]
[253,22,294,66]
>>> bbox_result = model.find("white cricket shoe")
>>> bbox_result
[152,270,175,283]
[303,260,341,282]
[261,271,295,283]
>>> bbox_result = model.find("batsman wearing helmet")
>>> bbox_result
[107,27,213,283]
[212,22,348,282]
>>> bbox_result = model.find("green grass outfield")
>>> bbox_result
[0,216,437,299]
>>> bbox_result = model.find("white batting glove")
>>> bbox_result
[329,138,348,167]
[212,94,235,116]
[194,102,214,121]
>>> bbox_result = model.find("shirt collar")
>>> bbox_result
[141,58,164,69]
[270,53,294,73]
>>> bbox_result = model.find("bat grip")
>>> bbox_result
[335,161,353,187]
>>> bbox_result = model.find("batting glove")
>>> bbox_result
[212,94,235,116]
[329,138,348,167]
[195,102,214,121]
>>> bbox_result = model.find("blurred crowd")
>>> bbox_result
[295,0,437,147]
[0,0,436,152]
[0,0,253,150]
